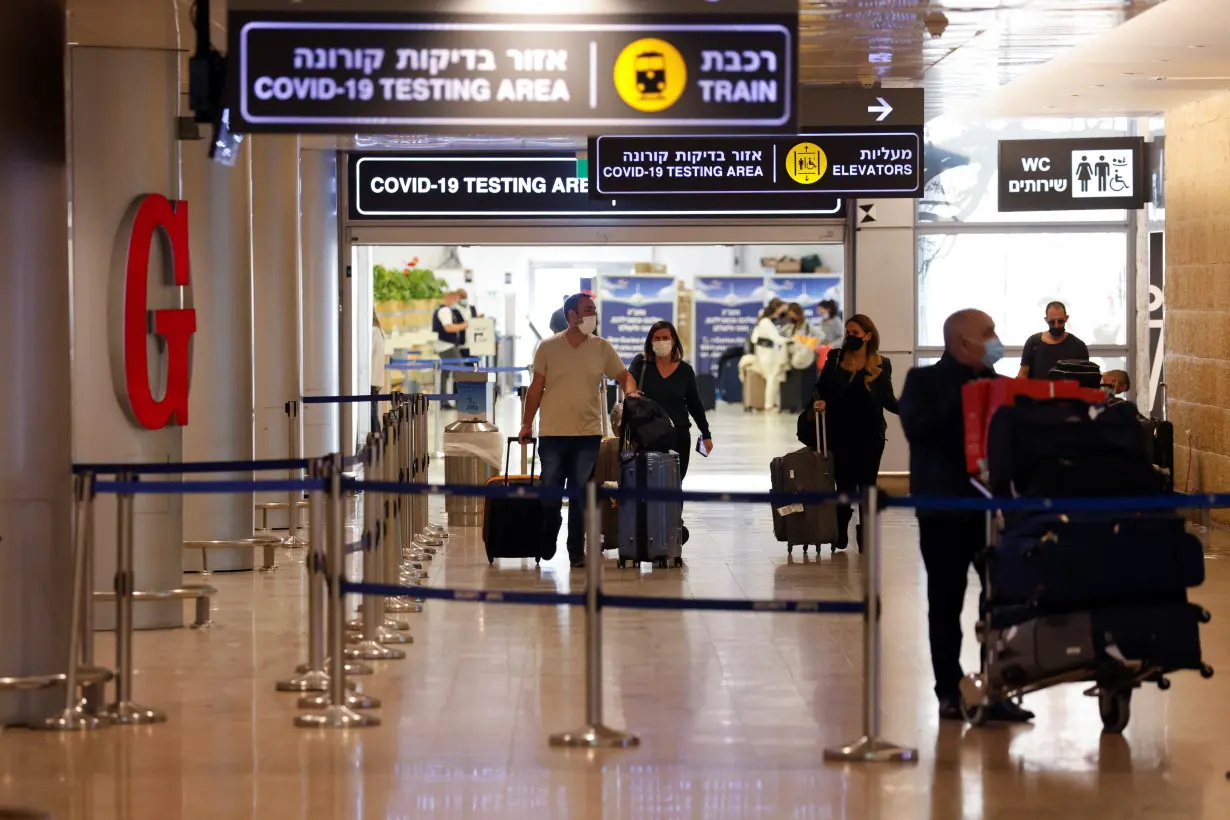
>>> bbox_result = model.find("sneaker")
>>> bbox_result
[984,700,1034,723]
[569,555,586,569]
[938,697,965,721]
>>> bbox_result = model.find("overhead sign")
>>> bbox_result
[998,137,1148,212]
[347,154,844,219]
[799,86,925,127]
[227,14,797,134]
[112,195,196,430]
[589,132,922,197]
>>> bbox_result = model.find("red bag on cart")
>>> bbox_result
[962,378,1106,475]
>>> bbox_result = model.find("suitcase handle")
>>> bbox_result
[815,410,829,457]
[504,436,537,485]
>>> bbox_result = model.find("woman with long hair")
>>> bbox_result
[812,313,899,551]
[749,299,790,409]
[628,321,713,480]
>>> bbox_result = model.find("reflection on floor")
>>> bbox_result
[2,402,1229,819]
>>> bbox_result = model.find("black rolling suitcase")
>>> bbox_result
[718,347,743,404]
[696,374,718,412]
[483,438,549,564]
[1142,419,1175,491]
[991,512,1205,608]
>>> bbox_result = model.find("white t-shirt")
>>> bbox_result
[533,333,625,437]
[371,326,386,389]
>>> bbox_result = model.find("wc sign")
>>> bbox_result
[110,194,197,430]
[997,136,1147,212]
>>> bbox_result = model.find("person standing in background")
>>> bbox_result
[817,299,844,347]
[371,309,386,433]
[1018,301,1090,379]
[433,290,469,407]
[456,287,482,357]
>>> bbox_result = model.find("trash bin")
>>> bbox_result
[442,419,501,527]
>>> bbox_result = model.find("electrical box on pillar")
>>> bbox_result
[188,0,243,166]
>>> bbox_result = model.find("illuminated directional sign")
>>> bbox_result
[227,14,798,134]
[589,132,923,197]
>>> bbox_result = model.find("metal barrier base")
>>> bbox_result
[100,701,166,726]
[294,704,380,729]
[344,639,407,660]
[823,736,917,763]
[298,690,381,710]
[298,660,374,676]
[549,723,640,749]
[36,704,109,732]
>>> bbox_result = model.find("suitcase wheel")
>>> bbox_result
[1156,676,1171,691]
[488,558,494,565]
[655,559,668,569]
[1201,664,1215,679]
[803,545,810,554]
[673,558,684,568]
[535,557,541,565]
[1099,689,1132,734]
[1199,608,1213,624]
[617,558,626,569]
[787,545,793,555]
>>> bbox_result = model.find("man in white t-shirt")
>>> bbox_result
[520,293,639,567]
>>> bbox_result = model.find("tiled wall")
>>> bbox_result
[1165,90,1230,518]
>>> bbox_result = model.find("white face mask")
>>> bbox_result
[578,316,597,336]
[652,340,674,359]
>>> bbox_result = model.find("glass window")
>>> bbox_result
[917,232,1128,349]
[921,117,1132,224]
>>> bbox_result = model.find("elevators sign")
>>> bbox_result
[997,137,1148,212]
[226,13,797,133]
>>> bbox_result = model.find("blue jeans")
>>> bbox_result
[538,436,602,559]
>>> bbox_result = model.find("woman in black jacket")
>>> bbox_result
[813,313,899,551]
[629,321,713,480]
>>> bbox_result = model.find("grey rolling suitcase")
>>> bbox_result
[770,412,839,555]
[617,450,684,568]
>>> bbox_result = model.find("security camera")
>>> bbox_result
[924,11,949,38]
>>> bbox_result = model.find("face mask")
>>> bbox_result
[980,336,1005,369]
[459,299,468,307]
[578,316,597,336]
[1047,325,1065,338]
[652,340,674,359]
[842,335,865,352]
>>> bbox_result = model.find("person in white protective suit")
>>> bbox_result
[749,299,791,410]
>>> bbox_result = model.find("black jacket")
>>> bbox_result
[899,353,998,510]
[813,349,899,439]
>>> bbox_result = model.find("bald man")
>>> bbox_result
[899,309,1033,723]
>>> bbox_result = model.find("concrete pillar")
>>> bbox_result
[180,128,256,572]
[252,135,304,525]
[0,0,73,725]
[300,149,341,458]
[69,44,184,630]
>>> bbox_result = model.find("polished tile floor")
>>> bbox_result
[3,403,1230,819]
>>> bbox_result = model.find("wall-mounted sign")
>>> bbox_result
[693,276,768,377]
[997,137,1148,212]
[227,14,796,134]
[347,154,844,220]
[112,194,196,430]
[589,132,922,197]
[596,275,677,365]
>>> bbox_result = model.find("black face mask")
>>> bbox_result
[1047,324,1065,338]
[842,335,865,352]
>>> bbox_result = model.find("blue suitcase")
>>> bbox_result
[617,450,683,568]
[718,351,743,404]
[990,513,1205,609]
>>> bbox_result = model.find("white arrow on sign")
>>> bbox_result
[867,97,893,122]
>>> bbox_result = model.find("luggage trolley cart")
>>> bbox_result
[958,479,1215,735]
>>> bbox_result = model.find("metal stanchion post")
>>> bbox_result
[285,400,306,547]
[823,486,917,763]
[433,362,445,459]
[278,463,332,692]
[100,472,166,725]
[39,473,108,731]
[346,433,408,658]
[81,474,104,715]
[414,394,442,550]
[383,412,421,619]
[549,482,638,749]
[296,455,380,727]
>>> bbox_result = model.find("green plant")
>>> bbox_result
[373,262,447,301]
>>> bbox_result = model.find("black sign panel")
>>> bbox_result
[227,13,796,134]
[800,87,925,127]
[348,154,844,220]
[589,132,922,197]
[997,137,1148,212]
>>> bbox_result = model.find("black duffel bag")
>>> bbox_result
[620,394,677,452]
[1048,359,1102,389]
[986,396,1161,498]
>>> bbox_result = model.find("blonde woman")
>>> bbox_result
[811,314,899,551]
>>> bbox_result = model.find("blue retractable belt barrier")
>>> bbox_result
[302,394,397,405]
[387,361,439,371]
[94,478,326,495]
[425,393,459,402]
[438,365,529,373]
[882,492,1230,514]
[341,580,585,608]
[73,457,310,476]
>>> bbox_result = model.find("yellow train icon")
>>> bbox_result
[635,51,667,100]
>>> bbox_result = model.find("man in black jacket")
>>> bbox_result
[899,309,1033,723]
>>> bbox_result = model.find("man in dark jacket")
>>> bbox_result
[899,309,1033,723]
